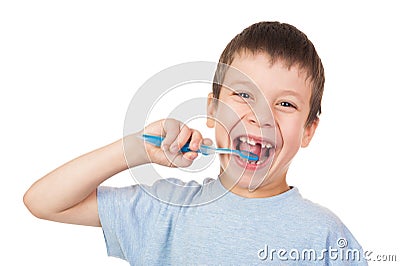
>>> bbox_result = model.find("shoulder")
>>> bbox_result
[98,178,215,207]
[288,188,344,229]
[147,177,216,206]
[289,188,364,248]
[97,184,157,222]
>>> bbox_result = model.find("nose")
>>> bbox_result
[246,101,274,128]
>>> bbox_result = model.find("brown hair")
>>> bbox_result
[213,21,325,127]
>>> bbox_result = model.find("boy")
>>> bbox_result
[24,22,366,265]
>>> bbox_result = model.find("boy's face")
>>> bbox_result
[207,52,318,197]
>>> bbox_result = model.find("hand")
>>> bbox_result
[137,119,212,168]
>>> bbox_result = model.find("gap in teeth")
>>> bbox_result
[239,136,272,148]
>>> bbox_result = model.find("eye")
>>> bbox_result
[234,92,250,99]
[279,101,297,109]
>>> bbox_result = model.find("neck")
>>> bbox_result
[219,175,290,198]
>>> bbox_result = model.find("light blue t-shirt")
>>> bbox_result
[97,178,367,265]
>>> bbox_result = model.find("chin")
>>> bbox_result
[221,167,270,192]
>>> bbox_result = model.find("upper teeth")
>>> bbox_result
[239,136,273,149]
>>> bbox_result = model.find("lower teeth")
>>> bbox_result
[246,147,273,165]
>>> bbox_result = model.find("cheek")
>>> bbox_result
[213,102,250,149]
[214,122,230,147]
[278,118,304,148]
[216,100,246,119]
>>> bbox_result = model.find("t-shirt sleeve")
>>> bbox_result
[326,220,368,265]
[298,198,368,265]
[97,185,159,262]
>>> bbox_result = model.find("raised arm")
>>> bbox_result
[23,119,205,227]
[23,139,130,226]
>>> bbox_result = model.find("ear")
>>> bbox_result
[301,118,319,148]
[206,92,216,128]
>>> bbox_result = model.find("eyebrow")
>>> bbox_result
[279,90,306,104]
[223,80,258,89]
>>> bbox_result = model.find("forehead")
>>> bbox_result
[224,52,312,99]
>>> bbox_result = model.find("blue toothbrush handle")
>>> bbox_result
[141,134,194,153]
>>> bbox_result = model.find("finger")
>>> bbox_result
[189,130,202,151]
[202,138,213,146]
[183,151,198,161]
[161,119,181,152]
[171,152,197,168]
[171,125,192,153]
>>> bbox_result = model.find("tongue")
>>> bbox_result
[238,142,261,159]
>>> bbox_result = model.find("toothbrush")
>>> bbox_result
[141,134,259,161]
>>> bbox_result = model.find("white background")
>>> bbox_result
[1,1,399,265]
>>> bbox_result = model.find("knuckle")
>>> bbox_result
[194,130,202,138]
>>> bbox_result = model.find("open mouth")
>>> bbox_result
[233,135,275,165]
